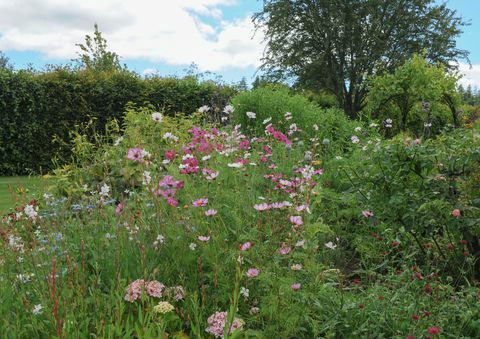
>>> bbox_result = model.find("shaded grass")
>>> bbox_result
[0,176,48,213]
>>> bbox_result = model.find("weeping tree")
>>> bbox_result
[254,0,468,119]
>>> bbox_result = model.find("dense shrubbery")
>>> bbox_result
[231,86,362,153]
[0,67,234,175]
[1,103,479,337]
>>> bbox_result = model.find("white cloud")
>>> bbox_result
[458,62,480,89]
[0,0,264,71]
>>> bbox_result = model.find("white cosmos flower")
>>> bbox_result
[246,111,256,119]
[32,304,43,315]
[324,241,337,249]
[228,162,243,168]
[351,135,360,144]
[263,117,272,124]
[151,112,163,122]
[198,105,210,113]
[223,105,235,114]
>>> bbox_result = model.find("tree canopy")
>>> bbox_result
[254,0,468,118]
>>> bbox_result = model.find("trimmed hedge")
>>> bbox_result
[0,68,234,175]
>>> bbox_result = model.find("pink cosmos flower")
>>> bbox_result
[205,209,217,216]
[246,268,260,278]
[254,203,271,211]
[451,209,461,217]
[127,148,146,162]
[289,215,303,225]
[192,198,208,207]
[362,210,374,218]
[278,246,292,255]
[240,242,253,251]
[291,283,301,290]
[198,235,210,242]
[115,202,124,215]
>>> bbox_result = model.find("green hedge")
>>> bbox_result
[0,68,235,175]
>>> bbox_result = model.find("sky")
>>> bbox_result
[0,0,479,87]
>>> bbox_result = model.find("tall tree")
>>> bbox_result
[73,24,122,72]
[254,0,468,118]
[0,51,11,69]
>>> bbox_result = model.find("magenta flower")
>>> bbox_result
[205,209,217,216]
[192,198,208,207]
[240,242,253,251]
[362,210,374,218]
[278,246,292,255]
[289,215,303,225]
[127,148,146,162]
[246,268,260,278]
[451,209,461,217]
[291,283,301,290]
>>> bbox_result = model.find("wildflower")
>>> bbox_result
[291,283,301,290]
[424,122,432,128]
[351,135,360,144]
[32,304,43,315]
[295,240,305,248]
[354,126,362,132]
[154,301,175,314]
[114,136,124,146]
[324,241,337,250]
[167,286,185,301]
[228,162,243,168]
[153,234,165,248]
[240,287,249,298]
[198,105,210,113]
[289,215,303,225]
[189,243,197,251]
[124,279,165,302]
[362,210,374,218]
[115,202,124,215]
[284,112,293,120]
[24,204,38,220]
[145,280,165,298]
[451,209,461,217]
[249,307,259,315]
[240,242,253,251]
[384,118,393,128]
[237,255,244,264]
[254,203,270,211]
[427,327,440,335]
[246,111,256,119]
[278,246,292,255]
[414,138,421,145]
[192,198,208,207]
[205,311,243,338]
[151,112,163,122]
[205,209,217,216]
[127,148,147,162]
[198,235,210,242]
[291,264,302,271]
[246,268,260,278]
[223,105,235,114]
[263,117,272,124]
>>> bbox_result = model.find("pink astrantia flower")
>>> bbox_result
[246,268,260,278]
[240,242,253,251]
[289,215,303,225]
[205,311,243,338]
[451,209,461,217]
[291,283,301,290]
[278,246,292,255]
[362,210,374,218]
[205,209,217,216]
[192,198,208,207]
[198,235,210,242]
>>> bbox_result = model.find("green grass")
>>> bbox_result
[0,176,48,213]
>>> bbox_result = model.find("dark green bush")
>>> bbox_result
[0,68,234,175]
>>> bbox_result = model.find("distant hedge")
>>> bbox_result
[0,68,235,175]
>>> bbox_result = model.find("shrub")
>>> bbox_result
[231,86,360,153]
[0,67,234,175]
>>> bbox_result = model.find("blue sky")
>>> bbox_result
[1,0,479,86]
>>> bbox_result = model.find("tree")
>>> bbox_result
[73,24,122,72]
[367,54,460,130]
[0,51,12,69]
[254,0,468,119]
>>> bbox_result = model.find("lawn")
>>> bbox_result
[0,176,48,213]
